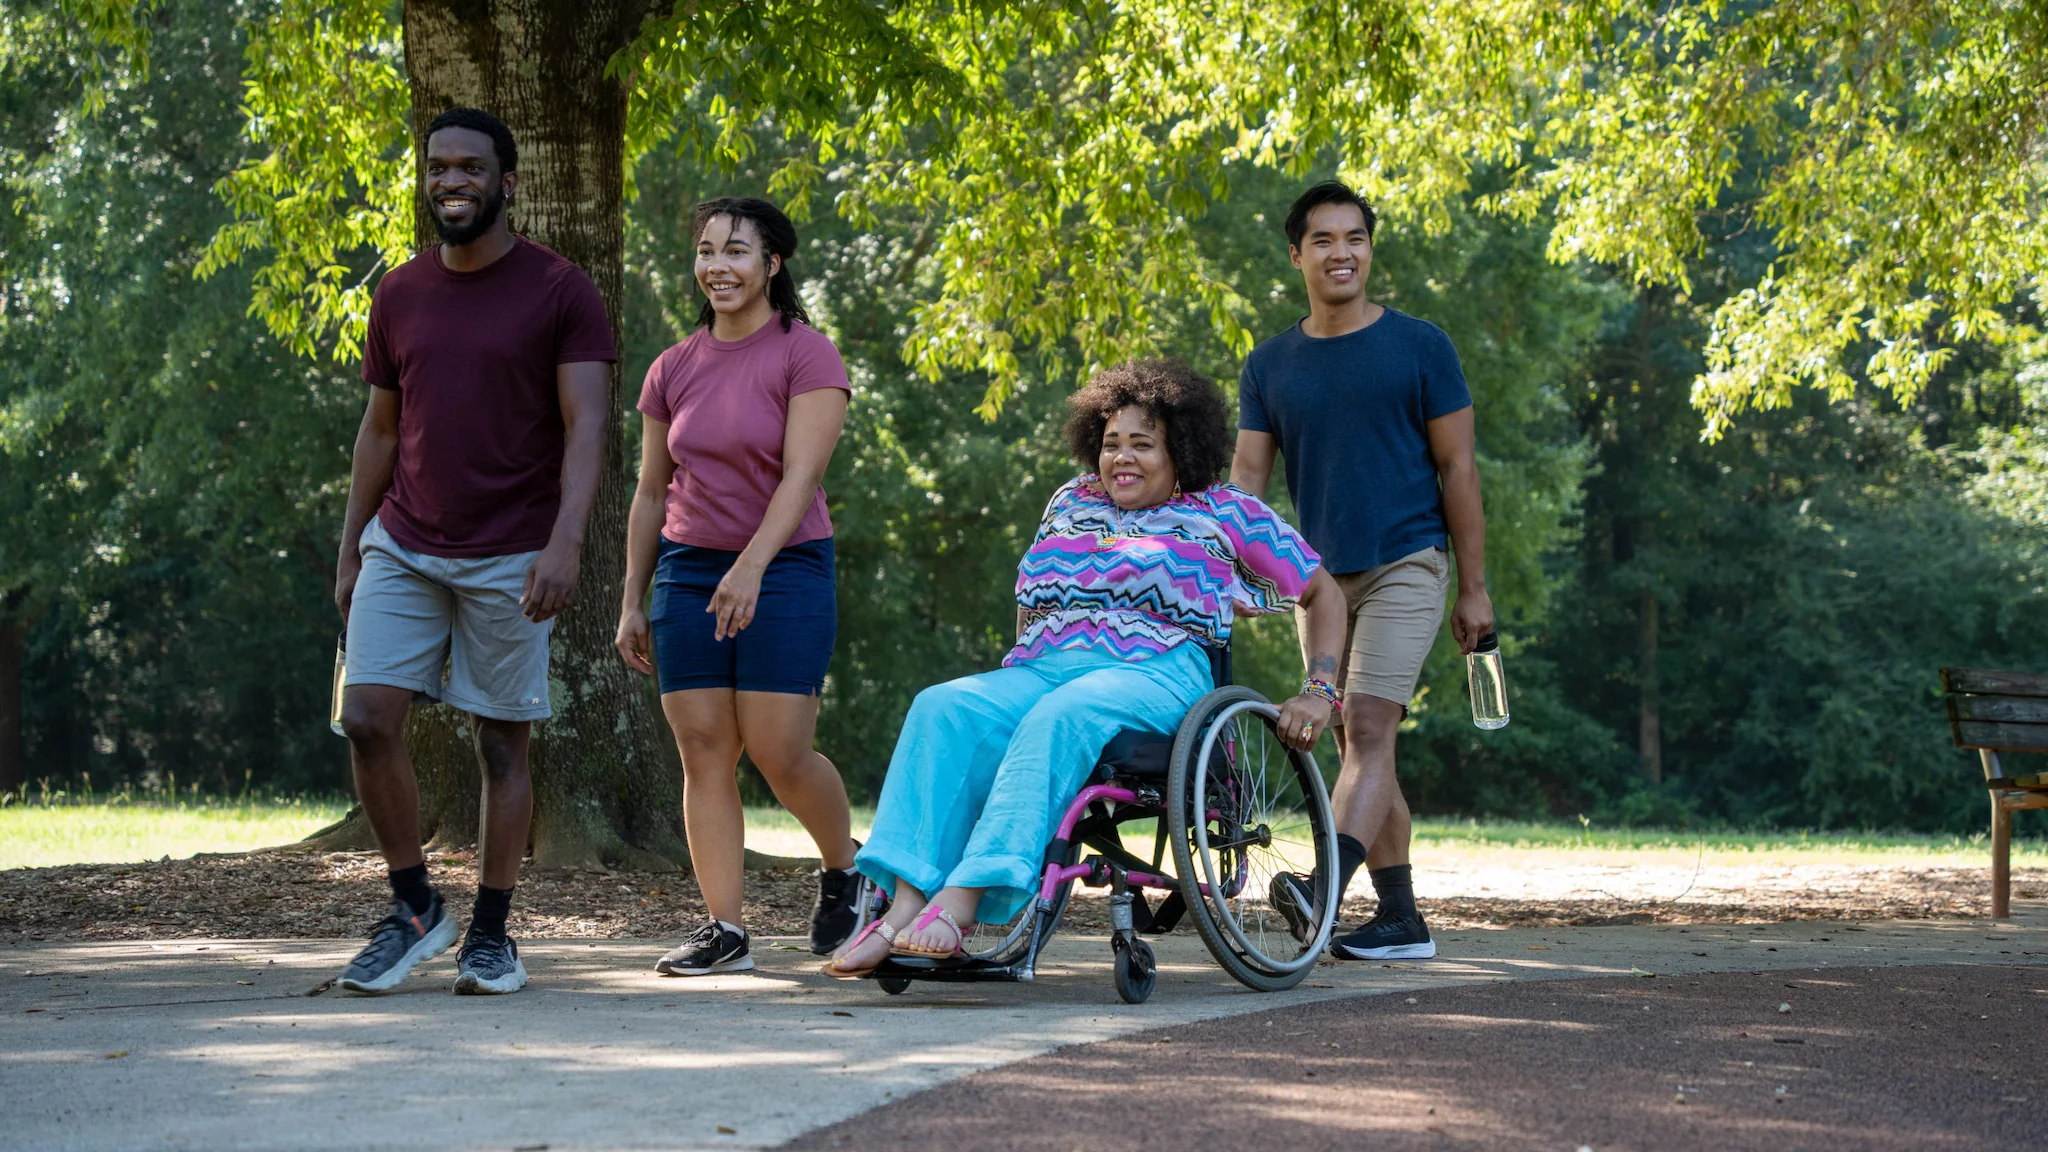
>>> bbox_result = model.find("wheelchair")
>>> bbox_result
[854,645,1340,1003]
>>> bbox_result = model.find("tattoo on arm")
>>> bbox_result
[1310,654,1338,679]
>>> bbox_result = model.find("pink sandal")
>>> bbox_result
[890,903,970,959]
[821,919,897,979]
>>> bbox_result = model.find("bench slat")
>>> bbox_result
[1987,773,2048,790]
[1942,667,2048,698]
[1947,695,2048,724]
[1950,719,2048,753]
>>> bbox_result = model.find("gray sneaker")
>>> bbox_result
[453,929,528,995]
[338,894,456,995]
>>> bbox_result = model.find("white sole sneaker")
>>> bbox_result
[338,913,458,995]
[654,954,755,977]
[1333,939,1437,961]
[453,955,528,995]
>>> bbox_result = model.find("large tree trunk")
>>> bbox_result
[310,0,690,871]
[0,616,23,795]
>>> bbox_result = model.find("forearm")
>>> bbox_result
[737,470,825,569]
[620,490,666,610]
[547,413,608,551]
[1297,570,1345,679]
[340,427,399,555]
[1440,460,1487,594]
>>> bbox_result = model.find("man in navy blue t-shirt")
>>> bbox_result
[1232,181,1494,961]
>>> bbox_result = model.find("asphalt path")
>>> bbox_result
[790,963,2048,1151]
[1,906,2041,1151]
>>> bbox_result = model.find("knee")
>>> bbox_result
[339,697,406,751]
[475,724,530,782]
[1339,695,1404,749]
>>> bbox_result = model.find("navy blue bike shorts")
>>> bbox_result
[649,535,836,696]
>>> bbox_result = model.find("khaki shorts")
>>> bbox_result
[1297,546,1450,712]
[344,516,554,722]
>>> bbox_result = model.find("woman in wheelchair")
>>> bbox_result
[825,358,1346,977]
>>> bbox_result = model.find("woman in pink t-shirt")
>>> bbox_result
[615,197,859,976]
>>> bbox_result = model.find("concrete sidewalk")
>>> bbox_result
[3,906,2043,1152]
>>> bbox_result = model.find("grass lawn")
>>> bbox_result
[4,796,2041,872]
[0,796,356,870]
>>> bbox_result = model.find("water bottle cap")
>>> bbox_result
[1475,631,1499,652]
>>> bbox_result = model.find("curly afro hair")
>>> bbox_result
[1064,358,1234,491]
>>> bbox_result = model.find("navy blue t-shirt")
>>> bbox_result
[1239,309,1472,574]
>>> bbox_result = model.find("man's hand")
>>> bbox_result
[335,550,362,623]
[1450,588,1495,654]
[521,538,582,622]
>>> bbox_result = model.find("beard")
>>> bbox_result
[432,183,508,246]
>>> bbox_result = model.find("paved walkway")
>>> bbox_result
[3,905,2042,1152]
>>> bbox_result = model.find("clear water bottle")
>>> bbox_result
[329,632,348,737]
[1467,631,1509,730]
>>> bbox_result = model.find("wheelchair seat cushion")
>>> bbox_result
[1096,728,1174,780]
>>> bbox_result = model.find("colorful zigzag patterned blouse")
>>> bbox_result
[1004,475,1322,667]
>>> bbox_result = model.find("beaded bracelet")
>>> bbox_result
[1301,677,1341,708]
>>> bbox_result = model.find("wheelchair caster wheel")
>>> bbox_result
[877,976,912,996]
[1113,936,1156,1004]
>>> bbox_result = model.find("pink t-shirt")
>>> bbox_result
[636,318,851,550]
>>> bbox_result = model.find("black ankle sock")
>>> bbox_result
[1369,863,1417,920]
[1334,834,1368,903]
[388,864,433,917]
[472,886,513,940]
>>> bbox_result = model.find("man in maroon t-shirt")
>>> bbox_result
[331,108,615,996]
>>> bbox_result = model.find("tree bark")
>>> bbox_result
[0,617,24,795]
[339,0,689,872]
[1638,587,1661,785]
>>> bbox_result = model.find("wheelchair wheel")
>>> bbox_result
[1167,685,1339,991]
[1112,936,1156,1004]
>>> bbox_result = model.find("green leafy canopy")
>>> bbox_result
[64,0,2048,430]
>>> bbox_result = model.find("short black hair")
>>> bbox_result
[1064,358,1234,491]
[424,107,517,173]
[1284,180,1376,247]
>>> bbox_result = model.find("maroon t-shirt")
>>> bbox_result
[361,237,616,557]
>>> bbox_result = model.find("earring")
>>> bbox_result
[1172,478,1183,498]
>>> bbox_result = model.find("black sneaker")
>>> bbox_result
[1331,911,1436,960]
[453,929,527,995]
[810,867,861,955]
[338,893,456,995]
[1268,871,1319,945]
[654,920,754,976]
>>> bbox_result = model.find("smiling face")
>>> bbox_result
[424,126,513,247]
[695,213,778,320]
[1289,200,1373,309]
[1098,405,1178,510]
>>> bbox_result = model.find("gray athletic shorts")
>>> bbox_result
[344,515,553,721]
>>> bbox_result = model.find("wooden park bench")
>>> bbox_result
[1942,667,2048,918]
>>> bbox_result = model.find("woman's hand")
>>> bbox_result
[1276,693,1335,752]
[615,607,654,675]
[707,558,766,641]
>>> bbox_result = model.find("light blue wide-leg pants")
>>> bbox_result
[856,644,1212,926]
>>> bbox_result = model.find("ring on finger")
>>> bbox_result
[1299,722,1312,739]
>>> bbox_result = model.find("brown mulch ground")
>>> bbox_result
[1,849,2039,944]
